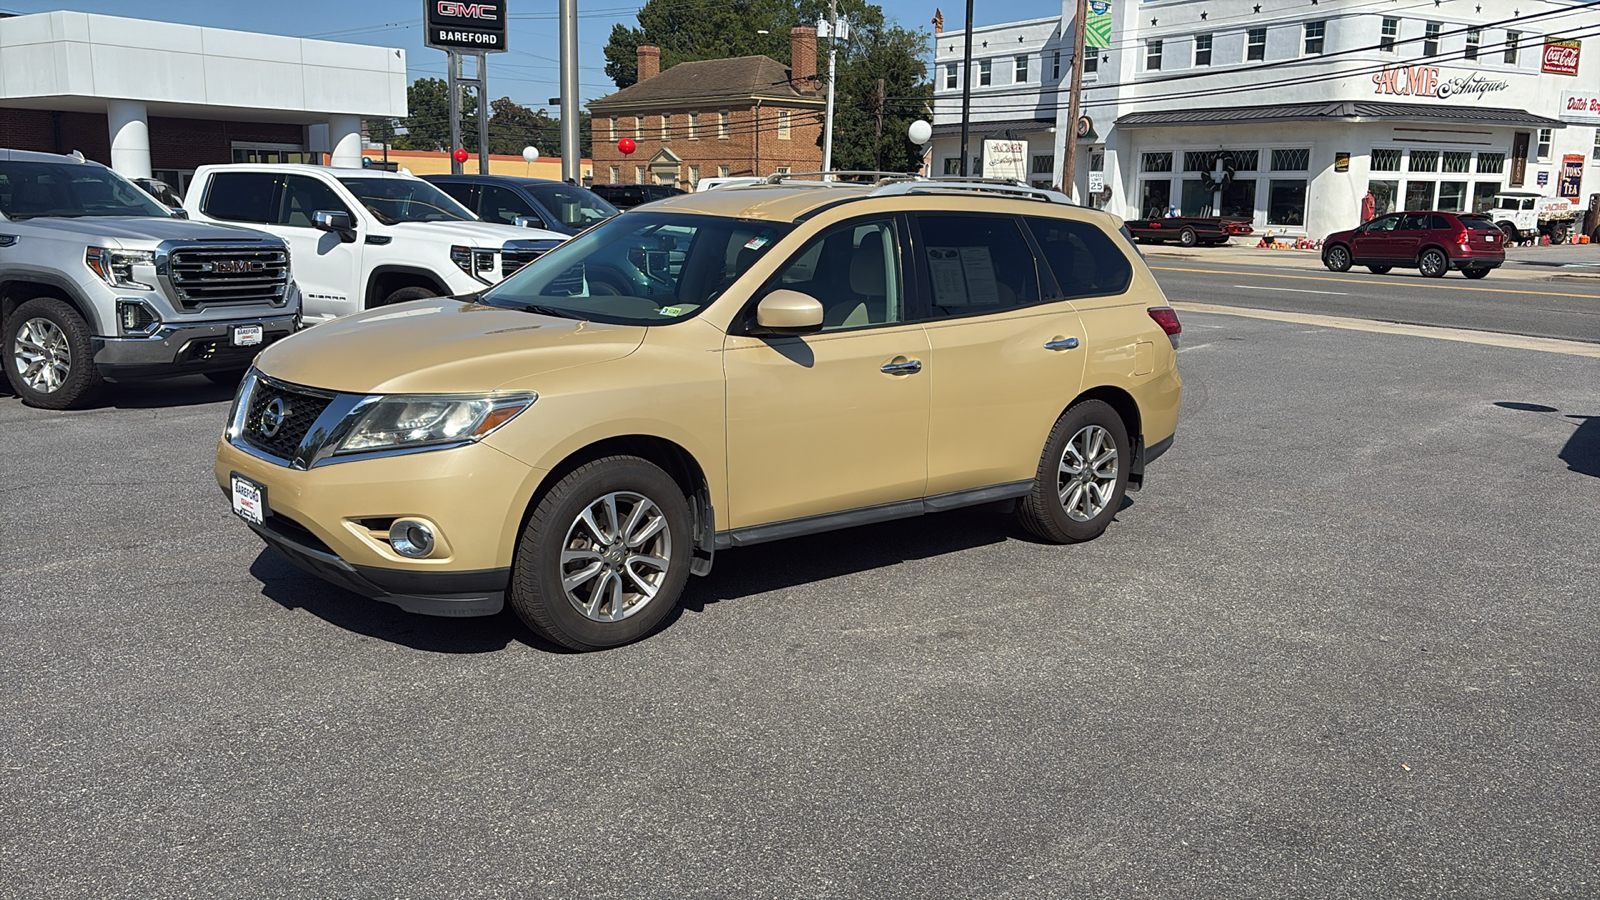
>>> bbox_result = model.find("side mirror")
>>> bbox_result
[512,216,545,229]
[169,207,189,219]
[754,289,825,335]
[313,210,356,243]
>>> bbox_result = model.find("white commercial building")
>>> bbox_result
[0,11,407,192]
[933,0,1599,239]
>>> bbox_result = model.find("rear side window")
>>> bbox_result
[203,172,279,224]
[1025,217,1134,298]
[915,214,1040,315]
[1425,214,1452,230]
[1460,215,1500,231]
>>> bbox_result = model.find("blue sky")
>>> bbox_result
[0,0,1063,107]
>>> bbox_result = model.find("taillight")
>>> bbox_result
[1148,307,1181,336]
[1454,229,1471,246]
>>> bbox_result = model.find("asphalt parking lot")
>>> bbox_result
[3,310,1598,898]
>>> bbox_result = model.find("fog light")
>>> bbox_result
[389,520,436,558]
[117,300,160,336]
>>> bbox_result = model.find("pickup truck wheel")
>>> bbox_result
[382,286,437,306]
[1498,222,1519,243]
[1178,227,1198,247]
[1323,244,1352,272]
[1418,248,1450,278]
[1368,265,1392,274]
[1016,400,1129,544]
[1548,224,1568,245]
[4,297,104,410]
[510,456,693,651]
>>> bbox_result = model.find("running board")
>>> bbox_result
[714,481,1033,549]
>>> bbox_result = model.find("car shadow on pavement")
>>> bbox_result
[102,376,239,410]
[1494,401,1600,479]
[248,550,572,655]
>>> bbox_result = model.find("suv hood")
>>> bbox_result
[8,216,276,247]
[383,219,566,246]
[253,298,643,395]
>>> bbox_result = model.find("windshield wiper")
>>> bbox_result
[512,303,578,319]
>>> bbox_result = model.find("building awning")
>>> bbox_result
[930,117,1054,138]
[1115,101,1564,130]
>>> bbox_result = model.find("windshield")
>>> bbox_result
[337,177,474,224]
[0,160,171,219]
[529,183,619,230]
[479,212,792,325]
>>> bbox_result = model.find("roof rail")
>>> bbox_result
[868,176,1074,205]
[763,170,920,185]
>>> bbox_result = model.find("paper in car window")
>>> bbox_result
[927,247,969,306]
[959,246,1000,305]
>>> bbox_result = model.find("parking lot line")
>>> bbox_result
[1153,265,1600,300]
[1174,301,1600,358]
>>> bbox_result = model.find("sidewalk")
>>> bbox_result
[1141,240,1600,281]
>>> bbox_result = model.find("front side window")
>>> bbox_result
[916,214,1039,315]
[483,212,792,325]
[476,184,539,227]
[979,59,993,86]
[769,218,902,330]
[1247,27,1267,61]
[1146,39,1163,71]
[1025,217,1133,299]
[0,160,171,220]
[1381,17,1398,52]
[337,177,473,224]
[1304,21,1325,55]
[280,175,353,227]
[1424,21,1441,56]
[1195,33,1213,66]
[529,184,619,230]
[1362,213,1401,233]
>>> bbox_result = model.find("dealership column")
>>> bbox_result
[328,114,363,168]
[106,99,152,180]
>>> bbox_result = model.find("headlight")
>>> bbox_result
[450,245,495,279]
[334,393,536,454]
[86,247,156,290]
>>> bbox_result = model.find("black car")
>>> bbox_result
[588,183,687,210]
[422,174,619,236]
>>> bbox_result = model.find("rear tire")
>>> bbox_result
[1368,265,1392,274]
[1178,227,1198,248]
[382,286,438,307]
[1463,268,1491,279]
[3,297,104,410]
[1016,400,1130,544]
[1418,248,1450,278]
[1549,224,1569,245]
[509,456,693,651]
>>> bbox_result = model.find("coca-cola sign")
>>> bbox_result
[1544,39,1581,76]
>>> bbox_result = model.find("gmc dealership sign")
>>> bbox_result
[426,0,508,52]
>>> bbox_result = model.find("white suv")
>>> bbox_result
[185,165,568,323]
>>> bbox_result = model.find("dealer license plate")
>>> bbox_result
[231,473,266,525]
[233,324,264,347]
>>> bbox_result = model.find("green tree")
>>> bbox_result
[394,77,454,151]
[829,23,932,173]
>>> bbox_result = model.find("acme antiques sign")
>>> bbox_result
[1371,65,1509,100]
[1543,39,1581,76]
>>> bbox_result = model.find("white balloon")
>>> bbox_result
[907,120,932,145]
[522,146,541,163]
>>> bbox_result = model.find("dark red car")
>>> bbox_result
[1322,211,1504,279]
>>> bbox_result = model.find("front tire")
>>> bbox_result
[1418,248,1450,278]
[510,456,693,651]
[382,285,438,307]
[1016,400,1130,544]
[1368,265,1392,274]
[1178,227,1198,248]
[1323,244,1352,272]
[4,297,104,410]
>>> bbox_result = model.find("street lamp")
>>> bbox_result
[909,119,932,176]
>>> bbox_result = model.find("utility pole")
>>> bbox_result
[873,77,886,171]
[559,0,580,183]
[1063,0,1088,201]
[959,0,973,176]
[822,0,840,177]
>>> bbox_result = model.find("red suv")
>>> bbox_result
[1322,211,1505,279]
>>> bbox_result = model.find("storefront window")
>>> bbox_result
[1183,151,1211,172]
[1181,180,1213,215]
[1271,148,1309,171]
[1438,182,1468,211]
[1405,181,1436,209]
[1141,152,1173,173]
[1267,179,1306,226]
[1141,180,1172,218]
[1368,180,1399,217]
[1472,182,1501,213]
[1371,148,1402,171]
[1220,179,1256,217]
[1409,151,1440,172]
[1442,152,1471,174]
[1477,152,1505,174]
[1231,150,1260,171]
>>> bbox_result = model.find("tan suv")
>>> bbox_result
[216,177,1182,650]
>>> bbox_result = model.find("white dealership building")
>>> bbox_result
[932,0,1600,238]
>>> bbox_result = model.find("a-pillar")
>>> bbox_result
[106,100,152,180]
[328,114,363,169]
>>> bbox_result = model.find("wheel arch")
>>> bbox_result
[1063,384,1149,489]
[1,276,98,331]
[364,266,450,309]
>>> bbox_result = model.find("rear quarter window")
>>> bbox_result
[1025,216,1134,299]
[202,172,279,224]
[1460,216,1501,231]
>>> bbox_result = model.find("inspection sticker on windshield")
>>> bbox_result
[658,306,683,316]
[232,325,263,347]
[743,235,771,250]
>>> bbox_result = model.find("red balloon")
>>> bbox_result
[618,137,637,156]
[453,148,469,164]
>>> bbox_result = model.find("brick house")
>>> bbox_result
[588,28,826,190]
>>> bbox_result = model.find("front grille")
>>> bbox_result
[501,248,546,278]
[169,245,289,309]
[242,379,335,461]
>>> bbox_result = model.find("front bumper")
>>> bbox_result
[95,313,298,378]
[216,432,542,618]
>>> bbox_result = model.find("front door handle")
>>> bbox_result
[881,357,923,375]
[1045,337,1080,351]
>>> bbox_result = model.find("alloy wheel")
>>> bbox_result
[559,491,673,622]
[1326,246,1350,271]
[13,317,71,394]
[1057,425,1119,522]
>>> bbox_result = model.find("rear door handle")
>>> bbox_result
[1045,337,1080,351]
[881,358,923,375]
